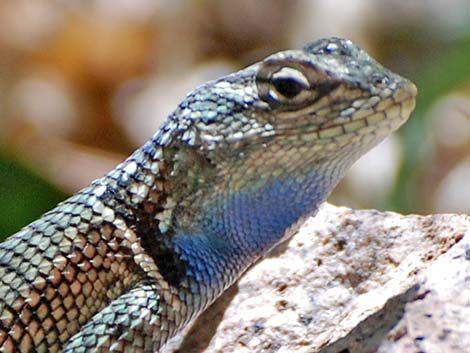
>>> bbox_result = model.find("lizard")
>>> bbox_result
[0,37,417,353]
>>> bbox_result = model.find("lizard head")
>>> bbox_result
[151,37,417,251]
[159,37,416,193]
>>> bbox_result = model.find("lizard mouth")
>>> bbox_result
[291,80,417,146]
[350,80,417,137]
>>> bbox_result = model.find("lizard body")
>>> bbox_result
[0,37,417,352]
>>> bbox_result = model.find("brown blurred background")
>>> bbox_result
[0,0,469,238]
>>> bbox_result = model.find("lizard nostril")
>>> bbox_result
[372,75,389,86]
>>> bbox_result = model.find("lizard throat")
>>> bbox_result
[169,166,341,295]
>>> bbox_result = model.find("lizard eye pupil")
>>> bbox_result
[272,78,305,99]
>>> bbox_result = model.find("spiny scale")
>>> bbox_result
[0,37,416,353]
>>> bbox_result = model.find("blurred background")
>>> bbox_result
[0,0,469,239]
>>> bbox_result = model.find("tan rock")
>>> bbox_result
[163,204,469,353]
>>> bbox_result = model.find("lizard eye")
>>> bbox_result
[272,77,304,98]
[271,67,309,99]
[257,65,313,107]
[257,60,340,110]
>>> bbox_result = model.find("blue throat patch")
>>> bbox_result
[172,170,332,288]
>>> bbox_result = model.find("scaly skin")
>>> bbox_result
[0,37,416,353]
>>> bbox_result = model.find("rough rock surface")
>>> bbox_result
[162,204,469,353]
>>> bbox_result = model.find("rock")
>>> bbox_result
[163,203,470,353]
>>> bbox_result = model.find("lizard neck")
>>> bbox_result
[167,150,345,312]
[104,140,346,315]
